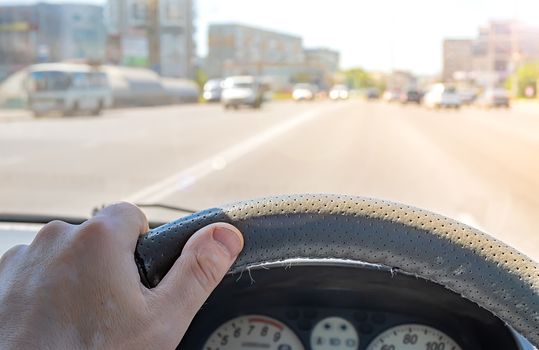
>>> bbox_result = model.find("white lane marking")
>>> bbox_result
[124,107,330,203]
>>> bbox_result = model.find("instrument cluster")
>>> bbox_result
[179,265,519,350]
[202,307,464,350]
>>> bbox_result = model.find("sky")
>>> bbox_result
[5,0,539,75]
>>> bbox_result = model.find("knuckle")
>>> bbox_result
[96,201,149,232]
[107,201,136,213]
[76,217,113,243]
[103,201,142,217]
[33,220,70,243]
[0,244,27,265]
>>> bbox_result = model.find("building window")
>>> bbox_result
[163,0,183,22]
[494,60,507,72]
[131,2,148,21]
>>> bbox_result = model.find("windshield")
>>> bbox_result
[294,84,312,90]
[225,82,253,89]
[203,79,221,90]
[28,71,71,91]
[1,0,538,262]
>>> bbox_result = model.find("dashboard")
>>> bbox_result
[179,263,520,350]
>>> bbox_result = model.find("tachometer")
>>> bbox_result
[366,324,461,350]
[203,315,305,350]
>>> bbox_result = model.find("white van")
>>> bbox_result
[25,63,113,117]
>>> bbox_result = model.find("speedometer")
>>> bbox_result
[366,324,461,350]
[203,315,305,350]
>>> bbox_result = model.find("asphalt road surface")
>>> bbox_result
[1,100,538,261]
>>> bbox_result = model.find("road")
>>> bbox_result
[1,100,538,261]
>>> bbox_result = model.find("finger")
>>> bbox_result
[153,223,243,326]
[82,202,149,249]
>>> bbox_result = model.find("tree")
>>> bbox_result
[195,68,208,89]
[506,61,539,98]
[291,72,315,84]
[342,67,383,90]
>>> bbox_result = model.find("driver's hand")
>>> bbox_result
[0,202,244,349]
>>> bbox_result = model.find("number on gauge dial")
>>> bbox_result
[366,324,462,350]
[203,314,304,350]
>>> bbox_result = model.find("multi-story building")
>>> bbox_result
[206,23,304,80]
[0,3,106,80]
[206,24,341,90]
[105,0,196,78]
[442,39,473,82]
[443,20,539,85]
[387,70,416,90]
[472,21,514,82]
[304,48,340,74]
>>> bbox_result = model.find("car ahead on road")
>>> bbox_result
[329,84,350,100]
[366,87,381,100]
[292,83,316,101]
[382,89,400,103]
[203,79,223,102]
[221,76,265,109]
[423,83,461,109]
[24,63,113,117]
[400,89,422,104]
[476,88,511,108]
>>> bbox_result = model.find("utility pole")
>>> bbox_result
[511,21,520,98]
[147,0,160,73]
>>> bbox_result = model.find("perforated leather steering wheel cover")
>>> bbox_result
[135,194,539,345]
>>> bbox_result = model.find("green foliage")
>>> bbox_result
[195,68,208,89]
[292,72,315,83]
[342,67,383,90]
[506,62,539,98]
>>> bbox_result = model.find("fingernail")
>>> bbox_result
[213,225,244,256]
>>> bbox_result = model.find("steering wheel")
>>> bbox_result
[134,194,539,346]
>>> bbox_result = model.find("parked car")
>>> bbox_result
[400,89,422,104]
[382,89,400,103]
[292,83,316,101]
[423,84,461,109]
[476,88,510,108]
[221,76,265,109]
[203,79,223,102]
[458,90,478,105]
[366,87,380,100]
[329,85,349,100]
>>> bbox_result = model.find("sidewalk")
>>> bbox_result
[0,109,32,122]
[512,100,539,115]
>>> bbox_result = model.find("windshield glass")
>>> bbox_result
[294,84,312,90]
[29,71,71,91]
[203,79,221,90]
[0,0,538,261]
[226,82,253,89]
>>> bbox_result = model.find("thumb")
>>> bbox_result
[152,223,243,327]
